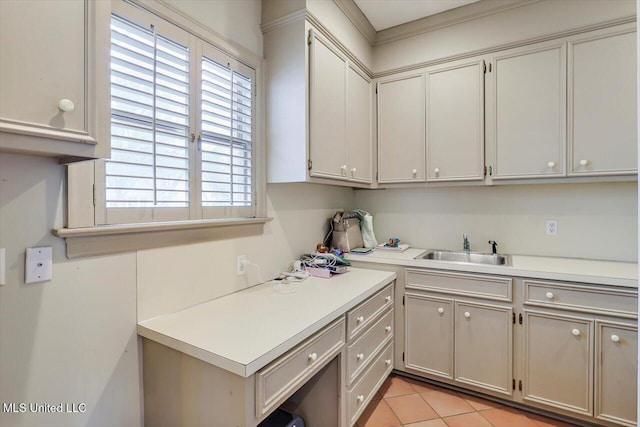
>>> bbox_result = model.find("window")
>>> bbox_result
[97,3,257,225]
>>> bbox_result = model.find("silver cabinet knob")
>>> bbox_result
[385,326,392,332]
[308,352,318,362]
[356,316,364,324]
[611,335,620,343]
[547,161,556,168]
[464,311,471,319]
[356,353,364,361]
[579,159,589,166]
[545,292,554,300]
[572,329,580,337]
[434,167,440,176]
[438,307,444,314]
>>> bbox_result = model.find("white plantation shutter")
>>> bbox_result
[104,13,192,223]
[97,6,257,225]
[200,46,255,218]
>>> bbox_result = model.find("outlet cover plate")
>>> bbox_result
[546,220,558,236]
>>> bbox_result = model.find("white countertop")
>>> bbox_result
[137,268,396,377]
[347,248,637,288]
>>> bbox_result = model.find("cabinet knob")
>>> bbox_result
[611,334,620,343]
[385,359,392,366]
[356,316,364,324]
[58,98,75,113]
[438,307,444,314]
[571,329,580,337]
[357,395,364,403]
[356,353,364,361]
[308,352,318,362]
[547,161,556,168]
[545,292,554,300]
[579,159,589,166]
[434,167,440,176]
[464,311,471,319]
[385,295,391,303]
[412,168,418,176]
[385,326,392,333]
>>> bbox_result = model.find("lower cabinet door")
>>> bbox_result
[404,293,453,379]
[522,310,593,416]
[595,321,638,426]
[454,300,512,395]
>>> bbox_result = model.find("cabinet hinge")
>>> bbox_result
[308,159,313,170]
[484,166,487,176]
[376,171,379,181]
[307,33,312,46]
[483,61,487,73]
[512,312,516,324]
[518,380,522,391]
[489,63,492,73]
[402,295,405,306]
[519,313,523,325]
[489,166,493,176]
[512,379,516,390]
[402,352,405,362]
[375,85,378,94]
[92,184,96,207]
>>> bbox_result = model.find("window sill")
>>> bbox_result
[53,217,273,259]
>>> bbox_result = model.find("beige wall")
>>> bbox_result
[354,182,638,262]
[0,153,141,427]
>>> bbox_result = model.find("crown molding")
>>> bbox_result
[375,0,540,46]
[332,0,376,45]
[374,15,636,78]
[260,8,307,34]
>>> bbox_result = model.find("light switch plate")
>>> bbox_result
[25,247,53,284]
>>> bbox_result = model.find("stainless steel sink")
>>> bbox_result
[416,250,510,266]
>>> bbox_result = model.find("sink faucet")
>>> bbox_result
[488,240,498,255]
[463,234,470,252]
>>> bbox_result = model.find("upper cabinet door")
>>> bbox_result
[568,27,637,176]
[377,74,426,183]
[309,30,347,180]
[426,59,484,182]
[491,43,566,179]
[0,0,110,159]
[346,65,372,183]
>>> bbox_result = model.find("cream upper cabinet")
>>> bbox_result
[568,26,638,176]
[377,73,426,183]
[595,321,638,426]
[426,59,484,182]
[0,0,110,160]
[309,30,347,180]
[346,65,373,183]
[522,310,593,416]
[490,42,566,179]
[264,22,372,187]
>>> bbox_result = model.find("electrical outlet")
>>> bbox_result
[546,220,558,236]
[237,255,247,276]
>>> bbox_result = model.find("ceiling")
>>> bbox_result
[353,0,481,31]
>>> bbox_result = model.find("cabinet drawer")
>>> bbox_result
[524,280,637,318]
[406,269,512,302]
[347,285,394,340]
[255,318,345,418]
[346,309,394,385]
[347,342,394,426]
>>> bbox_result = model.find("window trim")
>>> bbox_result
[60,0,267,257]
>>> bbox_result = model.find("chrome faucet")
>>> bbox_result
[463,234,470,252]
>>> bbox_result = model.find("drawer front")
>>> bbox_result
[256,318,345,418]
[347,284,394,340]
[524,280,638,318]
[346,309,394,385]
[347,342,394,426]
[406,268,512,302]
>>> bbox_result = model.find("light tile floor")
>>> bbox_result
[356,374,580,427]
